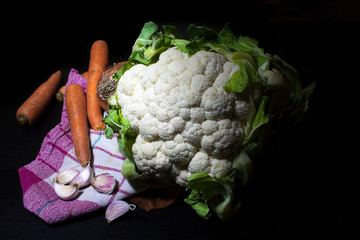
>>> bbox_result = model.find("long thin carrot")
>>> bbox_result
[65,84,91,167]
[16,70,62,126]
[87,40,109,131]
[56,71,89,102]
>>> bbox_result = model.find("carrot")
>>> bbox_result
[16,70,62,126]
[81,71,89,80]
[87,40,109,131]
[65,84,91,167]
[56,71,89,102]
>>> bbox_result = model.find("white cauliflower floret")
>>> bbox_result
[116,48,256,186]
[201,86,235,120]
[139,113,160,141]
[201,119,243,158]
[132,135,172,178]
[210,158,232,177]
[161,134,196,166]
[188,152,211,174]
[118,64,147,96]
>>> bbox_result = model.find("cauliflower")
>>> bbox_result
[116,48,253,186]
[104,21,315,220]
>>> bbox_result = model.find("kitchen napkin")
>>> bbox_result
[18,69,147,224]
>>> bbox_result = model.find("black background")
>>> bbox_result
[2,1,360,238]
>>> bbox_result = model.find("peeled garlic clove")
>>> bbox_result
[91,173,116,194]
[53,182,79,200]
[105,200,136,223]
[70,164,93,188]
[55,168,80,185]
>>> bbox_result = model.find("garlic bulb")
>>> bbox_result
[55,168,80,185]
[91,173,117,194]
[70,164,94,188]
[105,200,136,223]
[53,181,79,200]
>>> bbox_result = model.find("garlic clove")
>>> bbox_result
[70,164,94,188]
[105,200,136,223]
[55,168,80,185]
[53,182,79,200]
[91,173,117,194]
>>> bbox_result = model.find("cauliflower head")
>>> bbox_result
[104,21,315,220]
[116,48,256,186]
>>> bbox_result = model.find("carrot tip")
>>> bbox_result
[94,124,106,131]
[56,91,64,102]
[81,161,90,168]
[17,115,29,126]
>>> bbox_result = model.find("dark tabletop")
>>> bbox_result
[2,1,360,238]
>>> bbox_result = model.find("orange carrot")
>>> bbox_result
[87,40,109,131]
[65,84,91,167]
[56,72,88,102]
[81,71,89,80]
[16,70,62,126]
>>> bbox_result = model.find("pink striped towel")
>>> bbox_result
[18,69,148,224]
